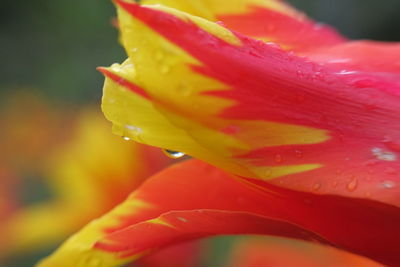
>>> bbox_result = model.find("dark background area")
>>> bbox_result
[1,0,400,105]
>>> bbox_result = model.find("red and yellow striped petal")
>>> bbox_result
[102,2,400,207]
[140,0,346,52]
[38,160,400,266]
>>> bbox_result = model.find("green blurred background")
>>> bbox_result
[1,0,400,105]
[0,0,399,266]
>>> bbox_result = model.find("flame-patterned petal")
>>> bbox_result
[102,2,400,207]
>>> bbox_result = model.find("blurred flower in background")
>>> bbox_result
[1,0,400,266]
[0,91,170,266]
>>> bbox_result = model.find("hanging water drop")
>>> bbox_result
[122,136,130,141]
[163,149,185,159]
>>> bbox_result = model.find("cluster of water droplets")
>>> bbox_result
[121,124,143,142]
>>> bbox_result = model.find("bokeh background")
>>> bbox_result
[0,0,399,266]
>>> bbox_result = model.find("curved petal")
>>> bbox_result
[38,160,400,266]
[137,235,382,267]
[226,236,382,267]
[140,0,346,52]
[102,2,400,207]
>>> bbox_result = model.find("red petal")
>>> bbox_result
[91,160,400,266]
[305,40,400,73]
[218,5,346,52]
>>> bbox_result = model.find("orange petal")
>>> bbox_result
[38,160,400,266]
[227,236,383,267]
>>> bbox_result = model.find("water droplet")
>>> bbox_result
[264,169,273,178]
[296,70,304,78]
[381,180,395,189]
[274,154,283,163]
[347,177,358,192]
[163,149,185,159]
[123,125,143,142]
[154,50,164,61]
[122,136,130,141]
[371,147,397,161]
[294,149,303,158]
[336,70,357,75]
[177,217,188,223]
[176,85,192,97]
[312,182,321,191]
[125,124,140,131]
[159,64,170,74]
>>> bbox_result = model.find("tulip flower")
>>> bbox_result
[0,97,169,264]
[39,0,400,266]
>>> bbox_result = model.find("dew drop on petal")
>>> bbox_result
[294,149,303,158]
[176,85,192,97]
[274,154,283,163]
[312,182,321,191]
[264,169,273,178]
[154,50,164,61]
[347,177,358,192]
[122,136,130,141]
[177,217,188,223]
[163,149,185,159]
[159,64,170,74]
[371,147,397,161]
[381,180,395,189]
